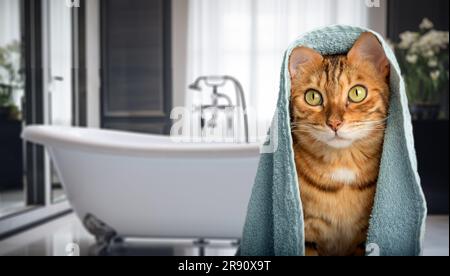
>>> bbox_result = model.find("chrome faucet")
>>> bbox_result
[189,76,249,143]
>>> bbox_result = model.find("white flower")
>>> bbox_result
[423,50,435,57]
[430,70,441,81]
[406,54,418,64]
[419,18,434,30]
[428,59,438,68]
[410,30,449,55]
[398,31,419,49]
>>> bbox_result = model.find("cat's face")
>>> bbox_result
[289,33,390,149]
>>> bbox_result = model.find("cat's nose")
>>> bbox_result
[327,119,343,132]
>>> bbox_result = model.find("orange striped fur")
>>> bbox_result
[289,33,390,256]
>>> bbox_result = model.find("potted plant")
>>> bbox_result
[0,40,23,122]
[392,18,449,120]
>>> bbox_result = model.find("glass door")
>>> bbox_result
[0,0,81,233]
[44,0,73,203]
[0,0,27,217]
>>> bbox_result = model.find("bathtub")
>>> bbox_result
[22,125,260,245]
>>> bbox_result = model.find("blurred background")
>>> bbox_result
[0,0,448,255]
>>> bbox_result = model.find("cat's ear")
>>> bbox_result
[347,32,390,78]
[289,46,323,79]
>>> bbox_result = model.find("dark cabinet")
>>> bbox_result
[387,0,449,41]
[0,118,23,191]
[101,0,172,134]
[413,120,449,214]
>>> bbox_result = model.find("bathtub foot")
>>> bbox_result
[194,238,210,256]
[83,214,118,256]
[231,239,241,247]
[112,236,125,244]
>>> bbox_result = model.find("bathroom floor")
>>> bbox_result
[0,213,448,256]
[0,190,26,217]
[0,188,65,217]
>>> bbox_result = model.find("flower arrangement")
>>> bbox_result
[393,18,449,119]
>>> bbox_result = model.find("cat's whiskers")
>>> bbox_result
[292,129,317,135]
[350,124,386,129]
[292,124,322,130]
[349,117,390,126]
[344,126,386,135]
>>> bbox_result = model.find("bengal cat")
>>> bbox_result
[289,32,390,256]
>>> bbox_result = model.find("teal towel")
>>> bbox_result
[240,25,427,256]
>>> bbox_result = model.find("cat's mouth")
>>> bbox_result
[307,127,358,148]
[330,133,350,141]
[323,133,354,148]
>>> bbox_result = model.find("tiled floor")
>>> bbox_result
[0,213,238,256]
[0,213,447,256]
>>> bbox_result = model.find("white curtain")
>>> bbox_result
[185,0,378,138]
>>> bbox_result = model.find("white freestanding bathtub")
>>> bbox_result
[22,125,260,245]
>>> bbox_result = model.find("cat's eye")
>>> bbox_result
[348,85,368,103]
[304,90,323,106]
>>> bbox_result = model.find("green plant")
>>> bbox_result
[0,84,13,107]
[393,18,449,104]
[0,40,23,108]
[0,41,23,121]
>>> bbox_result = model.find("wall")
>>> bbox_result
[387,0,449,40]
[368,0,388,37]
[171,0,189,110]
[85,0,101,128]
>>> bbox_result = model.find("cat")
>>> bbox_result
[289,32,390,256]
